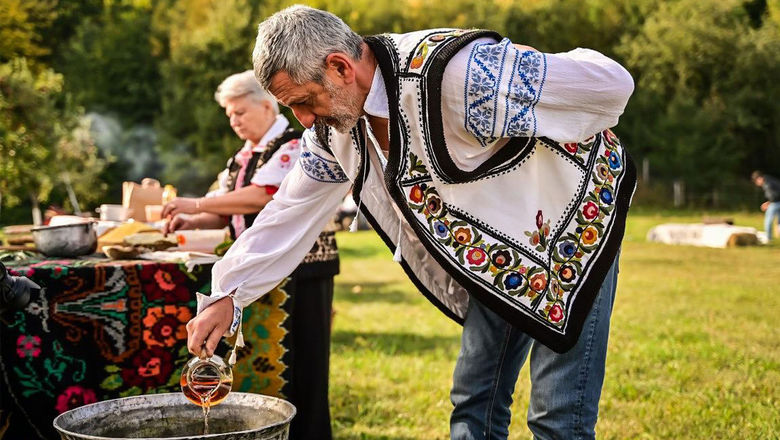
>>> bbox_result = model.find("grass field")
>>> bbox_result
[329,211,780,439]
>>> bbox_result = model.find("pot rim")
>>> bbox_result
[31,221,96,232]
[51,392,296,440]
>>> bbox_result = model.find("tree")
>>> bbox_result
[616,0,780,203]
[0,0,57,62]
[0,58,107,223]
[500,0,660,57]
[58,2,161,125]
[152,0,259,194]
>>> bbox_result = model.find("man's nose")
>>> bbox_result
[292,108,315,129]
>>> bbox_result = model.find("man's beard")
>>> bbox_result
[317,78,362,134]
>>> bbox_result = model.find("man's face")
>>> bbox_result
[224,95,275,144]
[754,176,765,187]
[269,71,362,133]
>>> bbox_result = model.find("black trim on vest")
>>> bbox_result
[424,31,537,184]
[367,34,638,353]
[350,118,463,324]
[313,121,334,155]
[361,199,464,325]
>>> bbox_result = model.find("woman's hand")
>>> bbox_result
[161,197,201,219]
[163,214,197,235]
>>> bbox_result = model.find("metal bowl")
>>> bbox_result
[52,392,296,440]
[31,222,97,257]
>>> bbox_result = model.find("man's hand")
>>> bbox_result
[761,201,770,212]
[186,296,234,359]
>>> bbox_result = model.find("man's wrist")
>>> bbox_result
[229,305,241,335]
[224,291,241,336]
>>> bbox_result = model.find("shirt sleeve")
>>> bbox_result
[249,138,303,187]
[199,129,351,318]
[445,37,634,145]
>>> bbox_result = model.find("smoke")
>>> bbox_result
[86,112,163,182]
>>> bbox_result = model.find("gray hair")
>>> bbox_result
[214,70,279,114]
[252,5,363,89]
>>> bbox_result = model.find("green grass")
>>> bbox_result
[329,212,780,439]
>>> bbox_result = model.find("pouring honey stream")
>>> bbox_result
[180,355,233,435]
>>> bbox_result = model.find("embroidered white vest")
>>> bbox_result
[316,29,636,353]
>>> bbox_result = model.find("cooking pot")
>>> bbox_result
[31,222,98,257]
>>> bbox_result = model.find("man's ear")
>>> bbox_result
[324,52,356,84]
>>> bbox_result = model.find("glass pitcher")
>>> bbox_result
[180,354,233,407]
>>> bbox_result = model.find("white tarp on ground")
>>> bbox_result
[647,223,767,248]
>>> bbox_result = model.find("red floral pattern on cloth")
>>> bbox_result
[466,248,487,265]
[142,305,191,347]
[139,263,190,302]
[16,335,42,358]
[55,385,97,414]
[525,210,552,251]
[120,346,175,390]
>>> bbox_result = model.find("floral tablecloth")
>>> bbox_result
[0,256,292,440]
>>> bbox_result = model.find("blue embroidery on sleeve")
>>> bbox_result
[465,39,547,146]
[504,50,546,138]
[300,147,349,183]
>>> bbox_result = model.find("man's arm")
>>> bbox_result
[187,130,351,357]
[445,37,634,145]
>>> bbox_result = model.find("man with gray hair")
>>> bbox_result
[167,70,339,440]
[189,6,636,439]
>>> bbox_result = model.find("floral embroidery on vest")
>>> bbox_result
[409,29,471,71]
[407,152,428,178]
[406,179,548,307]
[401,129,625,328]
[524,210,552,252]
[360,31,635,351]
[538,129,623,324]
[559,134,598,166]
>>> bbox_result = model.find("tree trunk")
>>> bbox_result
[29,192,42,226]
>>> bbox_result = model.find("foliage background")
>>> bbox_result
[1,0,779,223]
[0,2,778,438]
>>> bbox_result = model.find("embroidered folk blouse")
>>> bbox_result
[201,31,634,352]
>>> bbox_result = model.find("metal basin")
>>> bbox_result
[52,392,296,440]
[31,222,97,257]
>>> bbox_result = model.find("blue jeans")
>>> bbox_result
[450,257,619,440]
[765,201,780,241]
